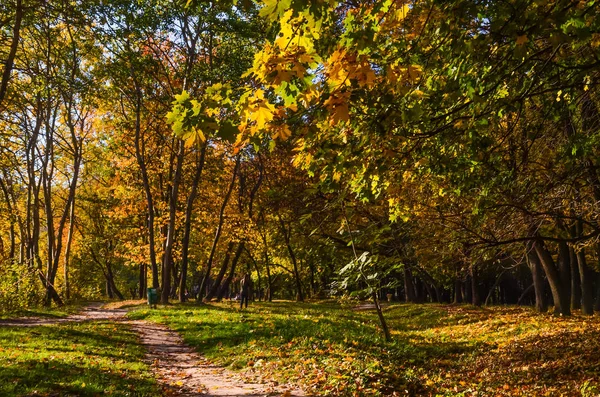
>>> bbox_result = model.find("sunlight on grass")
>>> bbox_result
[0,321,159,396]
[129,301,600,396]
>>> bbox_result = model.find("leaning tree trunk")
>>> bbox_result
[534,239,570,316]
[526,241,547,313]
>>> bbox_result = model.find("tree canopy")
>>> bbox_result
[1,0,600,322]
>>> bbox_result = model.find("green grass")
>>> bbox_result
[0,301,92,320]
[129,300,600,396]
[0,321,159,396]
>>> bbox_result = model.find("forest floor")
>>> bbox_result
[1,301,600,396]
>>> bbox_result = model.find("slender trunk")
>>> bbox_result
[574,221,593,314]
[278,215,303,302]
[263,239,273,301]
[595,271,600,313]
[453,278,463,304]
[558,240,571,310]
[247,248,262,301]
[372,292,391,342]
[217,242,245,301]
[205,241,234,301]
[0,0,23,107]
[470,264,481,306]
[106,262,124,300]
[133,90,159,289]
[161,141,185,304]
[0,177,17,261]
[569,245,581,310]
[63,197,76,300]
[139,263,146,299]
[199,156,240,299]
[179,143,207,302]
[526,241,547,312]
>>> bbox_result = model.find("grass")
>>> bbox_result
[129,300,600,396]
[0,301,91,320]
[0,321,159,396]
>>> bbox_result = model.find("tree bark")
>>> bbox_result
[574,221,594,315]
[404,266,416,302]
[453,278,463,304]
[179,143,207,302]
[0,0,23,108]
[470,264,481,306]
[278,215,303,302]
[199,156,240,299]
[217,242,245,301]
[205,241,234,301]
[526,241,547,312]
[534,239,569,315]
[132,81,159,290]
[161,140,185,304]
[372,292,391,342]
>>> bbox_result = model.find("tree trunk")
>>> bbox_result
[199,156,240,299]
[132,84,159,289]
[453,278,463,304]
[569,245,582,310]
[161,140,185,304]
[372,292,391,342]
[404,267,416,302]
[217,242,245,301]
[205,241,235,301]
[595,271,600,313]
[0,0,23,107]
[106,262,124,301]
[470,264,481,306]
[526,241,547,312]
[575,221,594,315]
[63,196,76,301]
[278,215,303,302]
[179,143,207,302]
[558,240,572,311]
[139,263,146,299]
[534,239,569,315]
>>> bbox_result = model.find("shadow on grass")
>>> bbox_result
[0,359,157,396]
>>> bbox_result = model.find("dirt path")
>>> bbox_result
[1,303,306,396]
[131,320,305,397]
[0,302,127,326]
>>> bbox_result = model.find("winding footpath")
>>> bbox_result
[0,303,305,397]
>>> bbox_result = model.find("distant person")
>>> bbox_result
[240,273,251,309]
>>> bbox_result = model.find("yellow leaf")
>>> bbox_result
[253,105,275,129]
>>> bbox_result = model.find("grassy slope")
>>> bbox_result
[129,301,600,396]
[0,321,159,396]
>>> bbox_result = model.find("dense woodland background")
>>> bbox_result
[1,0,600,320]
